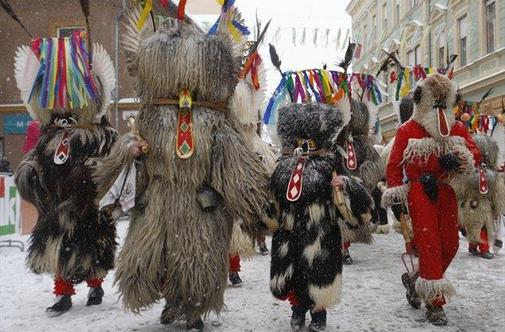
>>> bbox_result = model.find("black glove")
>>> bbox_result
[419,173,438,201]
[438,152,461,171]
[459,227,467,237]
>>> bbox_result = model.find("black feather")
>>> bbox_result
[0,0,32,37]
[78,0,92,64]
[479,88,493,104]
[248,19,271,56]
[445,54,458,71]
[338,42,356,71]
[269,43,282,75]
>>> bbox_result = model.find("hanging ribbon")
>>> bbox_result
[239,51,262,90]
[136,0,153,31]
[29,32,98,110]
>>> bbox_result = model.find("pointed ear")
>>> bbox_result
[14,45,40,119]
[122,2,155,77]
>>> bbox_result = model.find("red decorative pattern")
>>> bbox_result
[437,108,449,137]
[479,167,488,195]
[286,158,305,202]
[346,140,357,170]
[176,109,194,159]
[54,130,70,165]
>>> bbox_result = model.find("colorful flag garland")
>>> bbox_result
[28,31,99,111]
[263,69,382,125]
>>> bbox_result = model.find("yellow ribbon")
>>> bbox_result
[136,0,153,31]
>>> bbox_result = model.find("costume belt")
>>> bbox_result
[148,98,228,113]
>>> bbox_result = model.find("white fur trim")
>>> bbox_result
[415,277,455,304]
[402,137,442,166]
[278,241,289,258]
[14,45,40,119]
[303,236,322,267]
[92,43,116,121]
[381,184,409,208]
[307,204,325,228]
[270,264,294,293]
[309,274,342,312]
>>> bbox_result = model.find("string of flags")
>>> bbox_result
[263,69,383,125]
[389,65,454,100]
[455,101,504,134]
[28,31,99,110]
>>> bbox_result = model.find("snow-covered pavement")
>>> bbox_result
[1,220,504,332]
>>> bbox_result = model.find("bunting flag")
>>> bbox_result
[28,32,99,111]
[263,69,382,125]
[341,28,350,50]
[390,65,454,101]
[136,0,153,31]
[454,99,499,134]
[239,51,262,90]
[208,0,250,42]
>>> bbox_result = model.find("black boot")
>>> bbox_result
[186,317,204,331]
[401,272,421,309]
[343,249,353,265]
[259,241,269,256]
[229,271,242,286]
[46,295,72,317]
[86,287,104,306]
[160,299,180,325]
[309,310,327,331]
[290,306,307,331]
[426,305,448,326]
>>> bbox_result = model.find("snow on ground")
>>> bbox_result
[1,219,505,332]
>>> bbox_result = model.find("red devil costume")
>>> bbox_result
[382,73,481,326]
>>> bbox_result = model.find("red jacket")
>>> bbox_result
[386,120,481,188]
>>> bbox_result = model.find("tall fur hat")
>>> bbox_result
[473,134,499,166]
[277,102,351,151]
[123,1,248,104]
[410,73,458,139]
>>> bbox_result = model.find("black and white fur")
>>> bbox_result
[269,102,372,312]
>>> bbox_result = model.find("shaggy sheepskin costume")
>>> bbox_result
[95,4,270,327]
[339,99,382,244]
[383,73,481,309]
[452,134,505,245]
[14,38,118,300]
[269,99,373,315]
[229,52,277,258]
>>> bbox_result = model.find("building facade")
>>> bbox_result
[346,0,505,140]
[0,0,219,169]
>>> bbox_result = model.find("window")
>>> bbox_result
[438,46,445,67]
[408,45,420,85]
[383,3,387,31]
[395,1,400,25]
[409,0,419,10]
[56,26,85,38]
[486,0,496,53]
[458,15,468,66]
[437,29,446,67]
[372,15,377,43]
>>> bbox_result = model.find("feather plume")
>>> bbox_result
[0,0,32,37]
[91,43,116,120]
[247,19,270,57]
[269,43,282,75]
[79,0,92,62]
[445,54,458,72]
[14,45,40,119]
[338,42,356,72]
